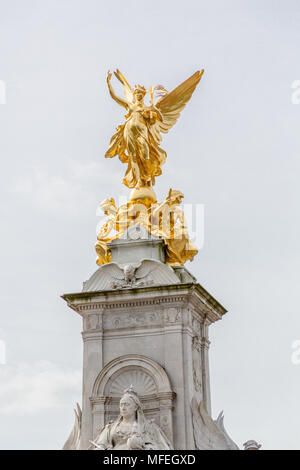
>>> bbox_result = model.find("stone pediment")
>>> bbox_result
[82,258,179,292]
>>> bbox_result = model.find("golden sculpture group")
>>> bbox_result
[95,69,204,267]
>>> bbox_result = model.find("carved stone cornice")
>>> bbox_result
[62,283,227,325]
[90,396,107,405]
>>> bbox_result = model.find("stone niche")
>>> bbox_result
[90,354,176,445]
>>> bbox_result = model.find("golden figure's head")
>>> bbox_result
[100,197,117,216]
[133,85,146,103]
[167,189,184,207]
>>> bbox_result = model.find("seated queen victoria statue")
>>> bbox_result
[89,386,172,450]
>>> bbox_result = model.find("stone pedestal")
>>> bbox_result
[62,226,227,450]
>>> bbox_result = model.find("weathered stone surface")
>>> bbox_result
[62,228,246,450]
[62,279,226,449]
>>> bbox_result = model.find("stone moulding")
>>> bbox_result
[91,355,173,396]
[62,283,227,326]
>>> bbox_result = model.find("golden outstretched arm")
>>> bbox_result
[106,71,128,109]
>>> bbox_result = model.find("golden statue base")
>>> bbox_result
[129,186,157,206]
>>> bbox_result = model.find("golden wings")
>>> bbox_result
[113,69,204,138]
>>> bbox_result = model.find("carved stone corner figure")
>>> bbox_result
[89,386,172,450]
[62,403,82,450]
[191,396,239,450]
[151,188,198,266]
[243,440,262,450]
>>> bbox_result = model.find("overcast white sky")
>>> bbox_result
[0,0,299,450]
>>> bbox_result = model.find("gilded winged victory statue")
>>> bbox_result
[95,69,204,267]
[105,69,204,203]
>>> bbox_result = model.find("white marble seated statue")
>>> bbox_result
[89,385,172,450]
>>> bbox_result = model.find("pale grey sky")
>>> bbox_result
[0,0,299,449]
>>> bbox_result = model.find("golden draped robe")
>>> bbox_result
[105,105,166,188]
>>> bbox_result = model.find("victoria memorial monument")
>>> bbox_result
[61,69,260,451]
